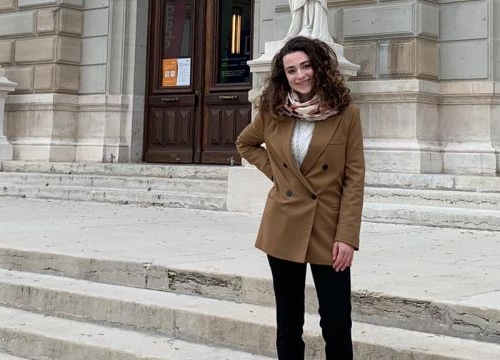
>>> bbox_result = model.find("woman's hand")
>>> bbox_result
[332,241,354,272]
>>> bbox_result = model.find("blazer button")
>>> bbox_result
[286,190,293,197]
[311,194,317,200]
[322,164,329,170]
[283,162,288,168]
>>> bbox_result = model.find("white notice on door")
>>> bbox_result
[177,58,191,86]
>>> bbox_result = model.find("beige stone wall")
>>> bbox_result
[0,0,149,163]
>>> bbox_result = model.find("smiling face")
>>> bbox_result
[283,51,315,102]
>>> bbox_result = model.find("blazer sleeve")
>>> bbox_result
[335,106,365,249]
[236,111,273,180]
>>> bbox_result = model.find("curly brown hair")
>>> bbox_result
[260,36,351,119]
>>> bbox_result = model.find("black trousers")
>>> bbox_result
[267,255,353,360]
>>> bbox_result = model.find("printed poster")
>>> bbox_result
[162,58,191,87]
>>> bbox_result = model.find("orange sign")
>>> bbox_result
[162,59,178,87]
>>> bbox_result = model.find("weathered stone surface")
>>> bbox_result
[0,0,16,11]
[5,66,33,92]
[440,1,488,41]
[59,7,82,35]
[57,36,81,64]
[0,11,36,37]
[343,4,414,39]
[54,64,79,92]
[440,40,488,80]
[379,40,415,77]
[81,37,107,65]
[416,39,438,79]
[18,0,57,7]
[34,64,55,91]
[15,37,56,63]
[344,42,376,79]
[37,7,58,33]
[82,7,108,37]
[0,40,14,64]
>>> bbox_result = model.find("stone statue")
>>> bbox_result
[285,0,332,43]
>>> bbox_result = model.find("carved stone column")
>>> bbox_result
[0,66,16,160]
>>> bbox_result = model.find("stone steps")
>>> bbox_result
[0,247,499,345]
[1,161,500,229]
[0,182,227,210]
[0,268,499,359]
[0,306,273,360]
[0,161,229,211]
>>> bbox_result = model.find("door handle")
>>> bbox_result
[162,97,179,103]
[219,95,239,100]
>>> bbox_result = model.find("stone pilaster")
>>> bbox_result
[0,66,16,160]
[439,81,499,176]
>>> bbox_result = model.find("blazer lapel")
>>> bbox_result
[276,116,296,172]
[274,116,315,193]
[300,114,342,175]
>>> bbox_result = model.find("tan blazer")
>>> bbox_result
[236,104,365,265]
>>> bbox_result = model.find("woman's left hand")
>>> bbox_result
[332,242,354,272]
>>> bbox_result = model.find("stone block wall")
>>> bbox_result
[0,0,82,93]
[0,0,148,162]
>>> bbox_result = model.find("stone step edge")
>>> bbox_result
[363,202,500,231]
[1,279,499,360]
[364,187,500,210]
[0,185,227,211]
[0,171,228,188]
[0,306,273,360]
[365,186,500,201]
[0,249,497,344]
[0,161,229,180]
[0,172,227,196]
[0,351,28,360]
[0,182,227,198]
[365,171,500,193]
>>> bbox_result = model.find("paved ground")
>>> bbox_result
[1,196,499,311]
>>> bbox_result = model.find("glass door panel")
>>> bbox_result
[161,0,194,87]
[217,0,252,85]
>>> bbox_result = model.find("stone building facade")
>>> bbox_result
[1,0,499,176]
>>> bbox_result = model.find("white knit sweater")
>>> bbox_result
[291,119,315,167]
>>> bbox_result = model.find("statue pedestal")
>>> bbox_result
[0,67,17,160]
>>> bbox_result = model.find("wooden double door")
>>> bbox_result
[144,0,253,165]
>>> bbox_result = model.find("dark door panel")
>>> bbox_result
[145,106,195,163]
[203,95,251,164]
[144,0,253,164]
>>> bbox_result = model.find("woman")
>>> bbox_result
[236,36,365,360]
